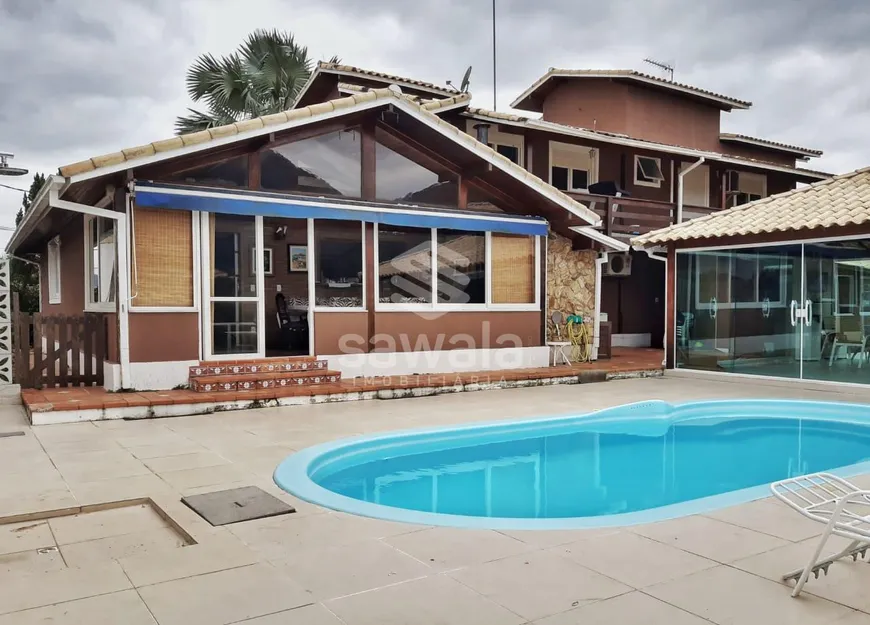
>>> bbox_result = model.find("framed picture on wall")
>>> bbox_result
[288,245,308,272]
[251,247,274,276]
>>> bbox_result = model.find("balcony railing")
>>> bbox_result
[565,192,718,237]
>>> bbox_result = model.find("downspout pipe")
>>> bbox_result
[676,156,705,224]
[645,249,668,367]
[593,253,608,361]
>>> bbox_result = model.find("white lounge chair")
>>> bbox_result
[770,472,870,597]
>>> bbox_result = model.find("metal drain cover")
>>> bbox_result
[181,486,295,526]
[0,431,25,438]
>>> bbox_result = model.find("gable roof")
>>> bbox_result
[631,166,870,246]
[719,133,823,159]
[511,69,752,112]
[293,62,458,109]
[463,108,830,182]
[12,86,628,255]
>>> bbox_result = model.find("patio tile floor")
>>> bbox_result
[2,376,870,623]
[21,347,664,419]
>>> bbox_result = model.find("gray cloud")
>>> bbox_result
[0,0,868,245]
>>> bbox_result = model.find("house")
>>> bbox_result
[295,63,829,349]
[9,87,630,391]
[632,166,870,388]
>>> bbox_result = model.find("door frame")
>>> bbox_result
[199,212,267,361]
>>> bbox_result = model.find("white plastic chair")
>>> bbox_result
[547,311,572,366]
[769,472,870,597]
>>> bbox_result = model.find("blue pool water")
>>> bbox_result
[273,400,870,529]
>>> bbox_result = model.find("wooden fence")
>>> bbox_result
[12,301,108,389]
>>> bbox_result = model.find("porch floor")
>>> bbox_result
[21,348,663,421]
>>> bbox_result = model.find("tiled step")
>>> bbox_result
[190,369,342,393]
[189,357,327,378]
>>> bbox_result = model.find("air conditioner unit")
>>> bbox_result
[725,170,740,192]
[603,252,632,277]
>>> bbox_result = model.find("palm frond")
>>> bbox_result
[174,107,237,134]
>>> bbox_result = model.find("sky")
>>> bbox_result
[1,0,868,248]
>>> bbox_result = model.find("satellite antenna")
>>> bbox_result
[643,58,674,81]
[0,152,28,177]
[460,65,472,93]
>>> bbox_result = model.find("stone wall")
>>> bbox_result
[546,233,597,340]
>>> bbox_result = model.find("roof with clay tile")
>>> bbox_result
[316,62,457,95]
[511,68,752,112]
[632,167,870,246]
[719,133,823,158]
[53,87,603,229]
[58,89,470,179]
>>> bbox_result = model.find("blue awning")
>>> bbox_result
[134,182,549,236]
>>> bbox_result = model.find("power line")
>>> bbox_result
[0,182,26,193]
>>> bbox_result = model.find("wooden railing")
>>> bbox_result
[13,307,108,389]
[565,192,718,237]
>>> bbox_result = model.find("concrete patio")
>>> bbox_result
[2,375,870,624]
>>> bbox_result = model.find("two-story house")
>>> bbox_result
[295,64,828,349]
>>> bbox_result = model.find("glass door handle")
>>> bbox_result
[709,297,717,319]
[790,300,798,326]
[804,300,812,327]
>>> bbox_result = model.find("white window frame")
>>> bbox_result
[374,224,541,313]
[47,236,61,305]
[694,252,787,310]
[83,215,117,313]
[465,121,524,167]
[312,220,367,313]
[634,155,665,188]
[548,141,598,192]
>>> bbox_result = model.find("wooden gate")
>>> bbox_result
[13,306,108,389]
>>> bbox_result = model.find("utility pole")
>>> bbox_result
[492,0,497,110]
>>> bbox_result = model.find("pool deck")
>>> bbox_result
[3,376,870,624]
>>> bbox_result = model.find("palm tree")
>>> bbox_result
[175,29,337,134]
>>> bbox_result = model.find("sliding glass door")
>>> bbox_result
[675,244,802,379]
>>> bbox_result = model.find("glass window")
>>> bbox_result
[571,169,589,190]
[262,130,361,197]
[377,226,432,304]
[375,139,458,206]
[551,166,569,191]
[212,301,258,355]
[634,155,664,187]
[491,234,535,304]
[436,230,485,305]
[166,155,248,188]
[211,214,257,297]
[86,216,116,308]
[495,144,520,164]
[314,220,363,308]
[837,265,858,315]
[47,237,61,304]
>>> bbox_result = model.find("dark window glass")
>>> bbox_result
[731,254,756,303]
[436,230,486,305]
[167,155,248,188]
[571,169,589,190]
[378,226,432,303]
[551,166,569,191]
[496,144,520,164]
[314,220,363,307]
[376,140,458,206]
[262,130,361,197]
[758,256,783,302]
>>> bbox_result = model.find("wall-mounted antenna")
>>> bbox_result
[643,58,674,81]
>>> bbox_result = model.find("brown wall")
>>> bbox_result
[41,214,85,316]
[719,143,797,168]
[601,250,665,344]
[370,311,541,352]
[314,311,369,354]
[129,313,199,363]
[541,80,722,152]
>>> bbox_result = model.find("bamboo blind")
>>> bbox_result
[133,208,194,307]
[491,234,535,304]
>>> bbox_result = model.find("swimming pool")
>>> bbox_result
[273,400,870,529]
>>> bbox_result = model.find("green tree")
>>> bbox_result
[11,172,44,313]
[175,29,337,134]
